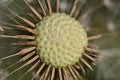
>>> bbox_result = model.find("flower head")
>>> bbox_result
[0,0,101,80]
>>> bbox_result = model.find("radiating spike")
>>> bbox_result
[56,0,60,12]
[70,0,78,17]
[78,62,85,75]
[62,67,69,80]
[80,58,93,71]
[50,67,55,80]
[74,64,80,69]
[84,26,90,32]
[3,51,35,71]
[18,60,40,80]
[20,51,35,61]
[17,35,35,40]
[0,26,4,32]
[22,55,39,66]
[16,14,36,28]
[0,20,35,35]
[0,35,18,39]
[7,15,22,25]
[37,0,47,16]
[0,47,35,60]
[4,51,35,71]
[45,0,52,16]
[1,55,39,80]
[31,63,45,80]
[92,62,96,65]
[58,67,63,80]
[0,26,13,31]
[0,35,35,40]
[88,34,102,40]
[73,0,86,18]
[78,9,91,21]
[24,0,42,20]
[68,66,77,80]
[73,7,80,18]
[1,66,24,80]
[26,13,38,22]
[85,51,98,58]
[12,41,37,46]
[18,46,36,55]
[83,52,97,63]
[6,7,35,27]
[39,71,46,80]
[44,65,51,79]
[88,43,98,49]
[0,53,18,61]
[71,66,79,76]
[85,47,100,56]
[14,2,39,22]
[78,4,103,21]
[4,61,20,71]
[48,75,51,80]
[17,25,38,35]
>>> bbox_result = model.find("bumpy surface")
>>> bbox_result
[35,13,88,67]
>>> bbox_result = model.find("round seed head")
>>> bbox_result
[35,13,88,67]
[0,0,101,80]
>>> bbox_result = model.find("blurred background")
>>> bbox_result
[0,0,120,80]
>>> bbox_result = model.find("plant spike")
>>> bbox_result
[70,0,78,17]
[56,0,60,12]
[18,60,40,80]
[24,0,42,20]
[6,7,36,27]
[37,0,47,16]
[45,0,52,16]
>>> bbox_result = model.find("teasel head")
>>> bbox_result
[0,0,102,80]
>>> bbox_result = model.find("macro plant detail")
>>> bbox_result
[0,0,101,80]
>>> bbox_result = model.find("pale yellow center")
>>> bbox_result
[35,13,88,67]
